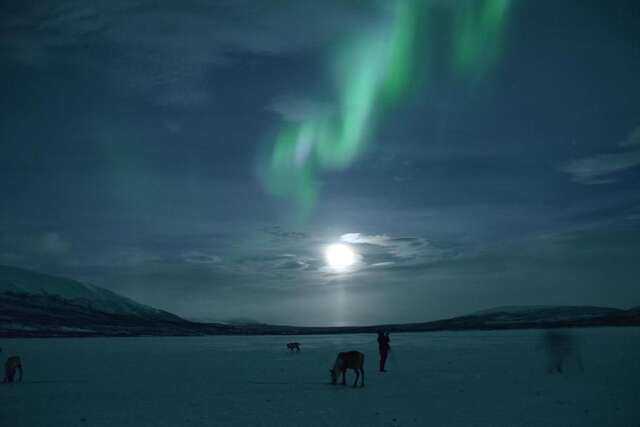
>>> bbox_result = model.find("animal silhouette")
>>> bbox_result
[4,356,22,383]
[330,351,365,387]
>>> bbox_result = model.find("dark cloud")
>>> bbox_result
[181,251,221,265]
[1,0,381,106]
[262,226,308,240]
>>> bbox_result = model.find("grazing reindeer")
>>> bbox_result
[4,356,22,383]
[286,342,301,352]
[330,351,365,388]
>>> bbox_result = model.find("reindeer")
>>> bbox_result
[4,356,22,383]
[286,342,301,352]
[330,351,365,387]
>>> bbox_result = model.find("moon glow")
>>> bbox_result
[325,243,356,271]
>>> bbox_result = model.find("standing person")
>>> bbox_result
[377,330,391,372]
[541,329,583,374]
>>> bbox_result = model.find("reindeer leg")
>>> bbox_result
[353,369,359,388]
[341,370,346,385]
[360,368,365,387]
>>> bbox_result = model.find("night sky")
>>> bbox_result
[1,0,639,326]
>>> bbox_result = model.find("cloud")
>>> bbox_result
[561,150,640,184]
[0,252,23,265]
[370,261,395,267]
[262,226,308,240]
[234,253,320,276]
[182,251,221,265]
[620,127,640,147]
[273,255,313,271]
[340,233,391,246]
[102,248,161,268]
[267,96,333,122]
[625,205,640,221]
[1,1,381,106]
[38,232,71,255]
[164,120,182,134]
[340,233,430,259]
[560,127,640,184]
[335,232,452,274]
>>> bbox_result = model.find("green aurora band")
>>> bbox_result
[261,0,511,216]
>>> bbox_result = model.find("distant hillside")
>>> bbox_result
[472,305,621,317]
[229,305,640,335]
[466,305,625,325]
[390,305,640,332]
[1,265,639,337]
[0,265,229,337]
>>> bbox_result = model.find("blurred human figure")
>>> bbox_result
[541,329,583,374]
[377,330,391,372]
[4,356,23,383]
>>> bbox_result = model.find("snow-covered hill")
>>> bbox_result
[0,265,210,337]
[468,305,624,324]
[0,265,182,320]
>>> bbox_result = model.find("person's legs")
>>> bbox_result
[379,350,388,371]
[5,367,14,383]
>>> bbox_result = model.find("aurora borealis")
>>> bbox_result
[262,0,512,214]
[1,0,639,325]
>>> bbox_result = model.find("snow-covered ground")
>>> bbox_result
[1,328,639,427]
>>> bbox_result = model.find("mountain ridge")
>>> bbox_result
[0,264,182,321]
[1,265,639,337]
[0,264,230,337]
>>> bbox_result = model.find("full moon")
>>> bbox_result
[325,243,356,270]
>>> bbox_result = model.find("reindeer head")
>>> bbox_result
[329,368,338,384]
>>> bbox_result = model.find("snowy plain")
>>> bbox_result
[1,327,639,427]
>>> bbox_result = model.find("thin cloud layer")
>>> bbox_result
[339,232,448,271]
[267,96,333,122]
[561,127,640,184]
[561,151,640,184]
[620,127,640,147]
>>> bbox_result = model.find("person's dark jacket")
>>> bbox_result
[377,333,390,352]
